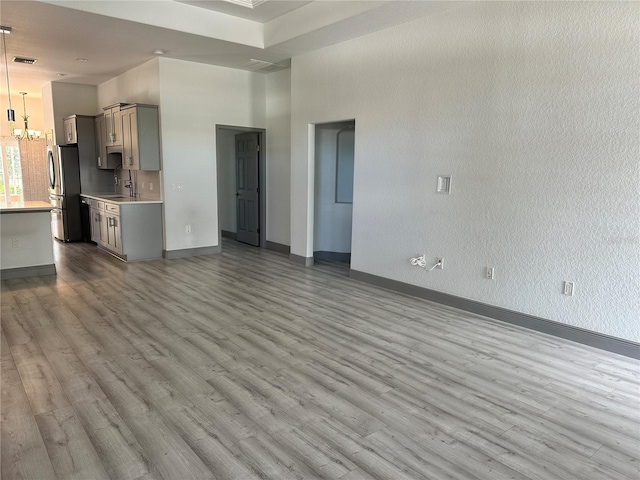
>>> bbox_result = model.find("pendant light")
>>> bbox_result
[1,25,15,137]
[14,92,39,140]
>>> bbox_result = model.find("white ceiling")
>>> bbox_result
[176,0,313,23]
[0,0,458,98]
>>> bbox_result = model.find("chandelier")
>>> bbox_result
[14,92,40,140]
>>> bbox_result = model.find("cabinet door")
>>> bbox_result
[104,109,113,146]
[112,109,123,147]
[100,212,109,245]
[104,107,123,147]
[64,118,77,144]
[110,216,122,253]
[106,216,114,249]
[95,116,107,168]
[129,110,139,169]
[121,110,131,167]
[105,215,121,253]
[90,208,101,243]
[121,109,138,169]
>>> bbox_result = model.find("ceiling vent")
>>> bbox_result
[14,56,37,64]
[241,59,288,73]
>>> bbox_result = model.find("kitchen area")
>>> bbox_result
[1,99,164,279]
[51,102,164,260]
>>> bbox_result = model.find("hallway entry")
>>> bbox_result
[313,120,355,264]
[216,125,266,249]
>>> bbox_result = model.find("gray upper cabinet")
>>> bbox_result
[121,104,161,171]
[103,103,125,147]
[94,114,120,169]
[63,114,93,145]
[63,116,78,144]
[94,114,106,168]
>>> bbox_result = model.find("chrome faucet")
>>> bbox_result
[125,180,135,197]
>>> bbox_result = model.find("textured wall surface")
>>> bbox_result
[290,2,640,341]
[266,69,292,246]
[98,58,160,108]
[159,58,266,252]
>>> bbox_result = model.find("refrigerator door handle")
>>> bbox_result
[48,149,55,190]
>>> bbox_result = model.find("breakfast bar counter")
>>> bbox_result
[1,201,56,279]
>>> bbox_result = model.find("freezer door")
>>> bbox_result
[51,208,65,241]
[49,194,65,210]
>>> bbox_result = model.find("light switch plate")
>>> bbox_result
[437,175,451,194]
[563,281,575,296]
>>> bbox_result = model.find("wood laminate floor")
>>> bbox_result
[1,239,639,480]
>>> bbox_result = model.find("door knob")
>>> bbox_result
[235,192,240,197]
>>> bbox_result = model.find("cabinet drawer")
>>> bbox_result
[94,200,105,211]
[105,203,120,214]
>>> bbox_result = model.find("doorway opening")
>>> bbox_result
[313,120,355,267]
[215,125,266,249]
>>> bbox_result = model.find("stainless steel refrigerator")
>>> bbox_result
[48,145,82,242]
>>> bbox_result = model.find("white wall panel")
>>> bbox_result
[290,2,640,341]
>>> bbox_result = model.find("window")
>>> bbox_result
[0,138,23,204]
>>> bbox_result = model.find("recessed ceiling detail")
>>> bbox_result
[3,0,456,92]
[219,0,267,10]
[240,58,288,73]
[176,0,312,23]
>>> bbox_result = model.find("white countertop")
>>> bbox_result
[81,194,163,205]
[0,201,53,213]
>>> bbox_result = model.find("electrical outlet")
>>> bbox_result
[486,267,495,280]
[149,183,153,191]
[563,281,575,296]
[186,224,191,233]
[11,237,20,249]
[437,258,444,269]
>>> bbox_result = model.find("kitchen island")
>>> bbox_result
[0,201,56,279]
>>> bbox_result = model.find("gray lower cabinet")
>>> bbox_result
[90,207,103,244]
[104,203,122,254]
[90,200,107,245]
[87,198,162,261]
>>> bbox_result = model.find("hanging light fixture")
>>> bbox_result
[14,92,40,140]
[1,25,16,137]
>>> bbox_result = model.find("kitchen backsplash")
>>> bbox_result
[116,169,162,200]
